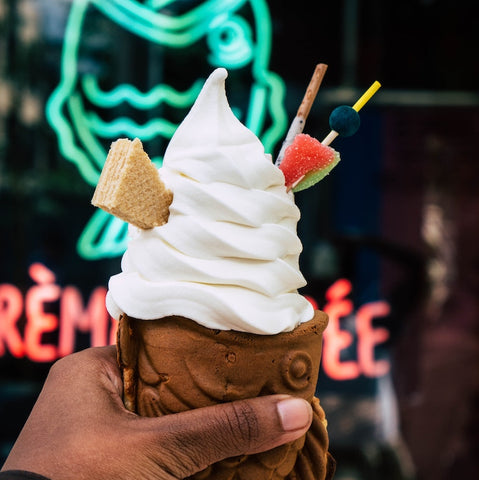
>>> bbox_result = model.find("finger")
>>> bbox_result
[140,394,313,478]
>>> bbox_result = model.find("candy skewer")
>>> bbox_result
[284,80,381,193]
[321,80,381,146]
[275,63,328,166]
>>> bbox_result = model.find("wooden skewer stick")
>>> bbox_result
[275,63,328,166]
[321,80,381,146]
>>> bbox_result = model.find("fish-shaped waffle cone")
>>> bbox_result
[117,312,335,480]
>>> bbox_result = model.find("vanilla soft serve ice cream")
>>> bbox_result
[106,68,314,334]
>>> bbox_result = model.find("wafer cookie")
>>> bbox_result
[92,138,172,229]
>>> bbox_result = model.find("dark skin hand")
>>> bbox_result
[1,346,313,480]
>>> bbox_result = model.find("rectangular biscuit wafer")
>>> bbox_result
[92,138,172,229]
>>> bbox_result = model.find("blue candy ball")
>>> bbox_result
[329,105,360,137]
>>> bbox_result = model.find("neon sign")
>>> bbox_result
[321,279,391,380]
[1,264,391,382]
[46,0,287,261]
[0,263,116,362]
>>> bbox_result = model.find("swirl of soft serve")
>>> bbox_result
[106,68,314,334]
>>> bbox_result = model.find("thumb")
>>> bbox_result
[145,394,313,478]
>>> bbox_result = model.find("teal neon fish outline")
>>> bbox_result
[46,0,287,259]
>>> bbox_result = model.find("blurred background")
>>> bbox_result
[1,1,478,479]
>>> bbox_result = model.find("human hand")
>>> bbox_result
[1,346,313,480]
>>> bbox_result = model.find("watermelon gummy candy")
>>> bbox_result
[279,134,334,186]
[291,151,340,192]
[279,133,340,191]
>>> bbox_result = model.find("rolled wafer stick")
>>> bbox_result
[275,63,328,166]
[297,63,328,119]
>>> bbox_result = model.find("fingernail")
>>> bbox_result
[277,398,312,431]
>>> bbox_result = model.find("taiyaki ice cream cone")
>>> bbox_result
[94,69,336,480]
[117,312,333,480]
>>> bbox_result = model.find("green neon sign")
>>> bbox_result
[46,0,287,260]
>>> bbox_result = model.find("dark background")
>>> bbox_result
[1,1,478,479]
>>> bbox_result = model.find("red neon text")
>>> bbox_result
[322,279,391,380]
[0,263,117,362]
[1,265,391,379]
